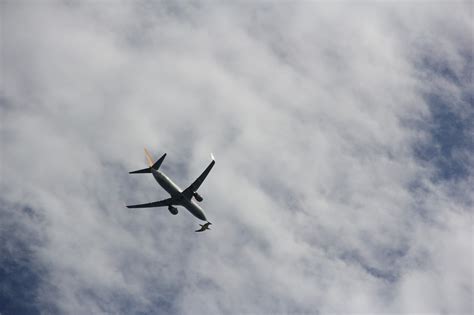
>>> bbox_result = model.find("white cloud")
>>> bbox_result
[1,1,472,314]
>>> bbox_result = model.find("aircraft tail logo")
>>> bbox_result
[144,148,154,167]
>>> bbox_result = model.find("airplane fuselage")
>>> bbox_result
[151,168,207,221]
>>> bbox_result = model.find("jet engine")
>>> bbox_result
[193,192,203,202]
[168,205,178,215]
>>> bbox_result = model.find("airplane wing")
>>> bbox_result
[126,197,176,209]
[183,154,215,198]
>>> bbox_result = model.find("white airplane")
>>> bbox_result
[126,149,215,224]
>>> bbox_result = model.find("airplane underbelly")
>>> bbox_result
[161,181,179,195]
[184,200,207,221]
[154,173,181,196]
[152,171,207,221]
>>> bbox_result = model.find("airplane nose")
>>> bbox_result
[191,202,207,221]
[199,211,207,221]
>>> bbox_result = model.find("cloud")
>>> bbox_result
[1,1,472,314]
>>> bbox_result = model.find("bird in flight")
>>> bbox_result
[195,222,212,232]
[126,148,215,230]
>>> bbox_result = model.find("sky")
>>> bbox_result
[1,1,473,314]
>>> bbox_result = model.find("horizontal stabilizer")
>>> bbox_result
[144,148,166,170]
[152,153,166,170]
[129,151,166,174]
[129,167,151,174]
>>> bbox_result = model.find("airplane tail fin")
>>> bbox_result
[144,148,154,167]
[129,149,166,174]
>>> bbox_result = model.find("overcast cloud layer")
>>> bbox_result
[1,1,473,314]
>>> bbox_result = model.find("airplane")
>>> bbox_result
[126,149,215,224]
[195,222,212,232]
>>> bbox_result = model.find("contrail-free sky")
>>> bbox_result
[1,2,472,314]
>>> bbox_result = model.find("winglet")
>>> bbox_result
[210,153,215,161]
